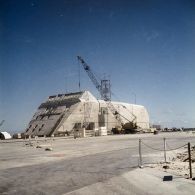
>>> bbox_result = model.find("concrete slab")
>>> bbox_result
[64,168,195,195]
[0,132,195,194]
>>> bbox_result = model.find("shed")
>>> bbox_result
[0,131,12,140]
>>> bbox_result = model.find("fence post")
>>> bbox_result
[163,137,167,163]
[139,139,142,167]
[188,142,192,178]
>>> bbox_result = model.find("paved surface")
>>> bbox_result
[0,132,195,194]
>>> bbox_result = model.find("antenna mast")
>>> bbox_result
[78,58,81,91]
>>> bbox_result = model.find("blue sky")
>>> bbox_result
[0,0,195,132]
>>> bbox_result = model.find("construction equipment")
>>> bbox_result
[77,56,137,133]
[0,120,5,128]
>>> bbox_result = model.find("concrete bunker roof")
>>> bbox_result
[39,91,143,109]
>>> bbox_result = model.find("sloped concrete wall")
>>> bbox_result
[24,91,150,136]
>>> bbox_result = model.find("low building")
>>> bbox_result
[12,133,22,139]
[0,131,12,140]
[24,91,149,137]
[151,124,161,130]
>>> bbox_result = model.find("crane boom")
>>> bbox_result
[77,56,102,96]
[77,56,136,127]
[0,120,5,127]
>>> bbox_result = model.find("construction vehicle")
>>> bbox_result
[77,56,137,134]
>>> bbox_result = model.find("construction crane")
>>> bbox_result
[77,56,137,132]
[0,120,5,128]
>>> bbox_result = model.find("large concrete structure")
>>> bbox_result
[25,91,149,137]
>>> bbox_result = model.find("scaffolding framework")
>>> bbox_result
[101,79,111,101]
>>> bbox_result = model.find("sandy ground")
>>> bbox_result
[0,132,195,194]
[147,145,195,178]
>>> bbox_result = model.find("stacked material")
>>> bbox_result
[100,127,107,136]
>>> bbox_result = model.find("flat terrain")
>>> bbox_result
[0,132,195,195]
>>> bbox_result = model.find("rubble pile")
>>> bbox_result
[149,145,195,178]
[174,146,195,163]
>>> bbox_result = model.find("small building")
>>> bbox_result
[0,131,12,140]
[24,91,150,137]
[151,124,161,130]
[12,133,22,139]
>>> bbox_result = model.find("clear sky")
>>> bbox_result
[0,0,195,133]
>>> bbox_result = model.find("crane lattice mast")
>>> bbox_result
[77,56,135,126]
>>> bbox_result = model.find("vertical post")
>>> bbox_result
[78,59,81,92]
[82,128,86,138]
[74,129,76,139]
[163,137,167,163]
[139,139,142,167]
[132,92,136,104]
[188,142,192,178]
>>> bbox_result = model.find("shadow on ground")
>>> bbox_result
[0,148,138,195]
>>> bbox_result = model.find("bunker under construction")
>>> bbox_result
[25,91,149,137]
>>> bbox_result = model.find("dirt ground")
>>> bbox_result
[149,145,195,178]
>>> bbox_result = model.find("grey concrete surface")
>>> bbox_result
[0,132,195,194]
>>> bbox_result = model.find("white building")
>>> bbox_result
[24,91,149,137]
[0,131,12,140]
